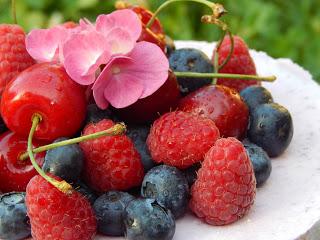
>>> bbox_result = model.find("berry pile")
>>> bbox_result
[0,1,293,240]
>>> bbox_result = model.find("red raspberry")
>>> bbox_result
[26,175,97,240]
[190,138,256,226]
[213,35,259,92]
[178,85,249,139]
[147,111,220,169]
[0,24,35,96]
[80,119,144,192]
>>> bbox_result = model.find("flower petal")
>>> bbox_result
[63,30,111,85]
[96,9,142,41]
[93,57,144,108]
[106,27,135,55]
[92,65,112,110]
[26,26,68,62]
[122,41,169,98]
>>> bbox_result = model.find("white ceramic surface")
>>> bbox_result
[96,41,320,240]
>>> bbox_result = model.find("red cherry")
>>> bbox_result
[114,71,181,124]
[0,62,87,141]
[0,131,45,192]
[178,85,249,139]
[131,6,166,51]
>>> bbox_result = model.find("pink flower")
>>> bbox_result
[62,30,112,85]
[26,9,169,109]
[25,19,93,63]
[26,26,69,62]
[92,41,169,109]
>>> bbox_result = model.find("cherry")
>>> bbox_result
[178,85,249,139]
[0,131,45,193]
[113,71,181,124]
[0,62,87,141]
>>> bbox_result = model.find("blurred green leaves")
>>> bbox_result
[0,0,319,81]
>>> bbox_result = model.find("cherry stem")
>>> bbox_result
[20,122,126,161]
[27,114,73,194]
[146,0,226,29]
[11,0,17,24]
[174,72,277,82]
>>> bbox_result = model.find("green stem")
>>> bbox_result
[174,72,277,82]
[146,0,223,29]
[27,114,73,194]
[11,0,17,24]
[212,51,219,84]
[217,31,234,70]
[20,122,126,161]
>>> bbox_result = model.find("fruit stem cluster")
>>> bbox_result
[20,122,127,161]
[146,0,227,29]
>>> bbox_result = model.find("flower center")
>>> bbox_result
[112,67,121,75]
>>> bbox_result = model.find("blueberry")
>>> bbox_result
[240,86,274,112]
[182,163,201,187]
[0,192,30,240]
[243,140,272,187]
[165,35,176,57]
[248,103,293,157]
[93,191,135,236]
[42,137,84,182]
[73,182,98,205]
[86,104,119,124]
[141,165,189,218]
[169,48,213,95]
[124,198,175,240]
[127,124,156,172]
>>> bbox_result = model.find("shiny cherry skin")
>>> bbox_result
[131,6,166,51]
[1,63,87,141]
[0,131,45,193]
[114,71,181,124]
[178,85,249,139]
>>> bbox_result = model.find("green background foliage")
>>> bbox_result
[1,0,319,82]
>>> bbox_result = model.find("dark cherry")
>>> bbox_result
[0,63,87,141]
[131,6,166,51]
[178,85,249,139]
[113,71,181,124]
[0,131,45,193]
[0,116,7,134]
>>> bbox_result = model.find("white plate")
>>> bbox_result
[96,41,320,240]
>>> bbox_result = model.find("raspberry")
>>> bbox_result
[214,35,259,92]
[190,138,256,226]
[147,111,220,169]
[0,24,35,96]
[26,175,97,240]
[80,119,144,192]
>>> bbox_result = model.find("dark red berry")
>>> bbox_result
[131,6,166,51]
[147,111,220,169]
[0,24,35,97]
[190,138,256,226]
[0,62,87,141]
[26,175,97,240]
[113,71,181,124]
[0,131,45,193]
[80,119,144,192]
[213,35,259,92]
[178,85,249,139]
